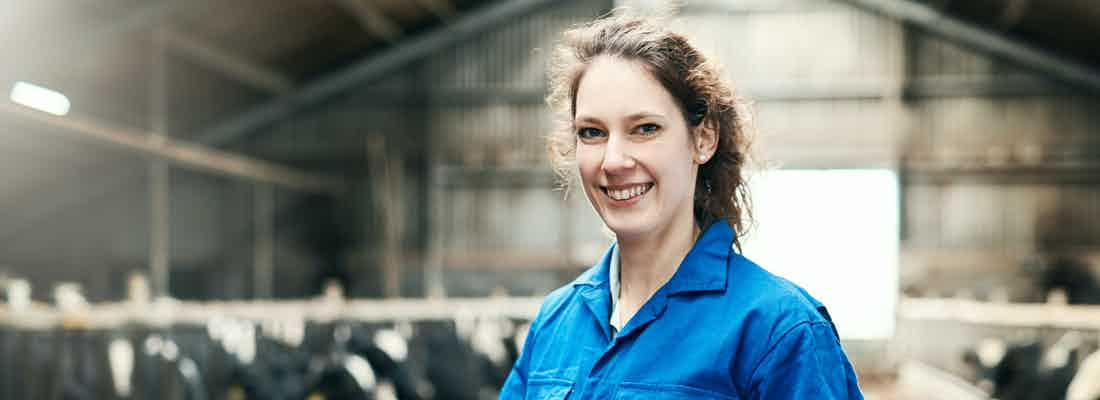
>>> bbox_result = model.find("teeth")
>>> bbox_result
[608,184,650,201]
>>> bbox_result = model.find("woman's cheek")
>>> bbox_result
[575,148,601,183]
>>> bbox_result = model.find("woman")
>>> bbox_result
[501,13,864,399]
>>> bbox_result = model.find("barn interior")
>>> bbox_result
[1,0,1099,398]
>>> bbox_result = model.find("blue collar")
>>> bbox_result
[574,220,733,295]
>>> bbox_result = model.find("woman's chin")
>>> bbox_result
[603,218,654,241]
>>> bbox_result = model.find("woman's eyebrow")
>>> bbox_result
[575,112,664,124]
[624,111,664,121]
[574,115,603,124]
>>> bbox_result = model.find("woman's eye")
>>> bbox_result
[576,127,605,139]
[637,123,660,135]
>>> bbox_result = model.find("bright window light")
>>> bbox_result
[10,81,71,116]
[742,169,899,340]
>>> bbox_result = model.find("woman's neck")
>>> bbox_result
[616,215,701,303]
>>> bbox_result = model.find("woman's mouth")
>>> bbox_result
[601,183,654,205]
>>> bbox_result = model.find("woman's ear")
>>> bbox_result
[693,121,718,164]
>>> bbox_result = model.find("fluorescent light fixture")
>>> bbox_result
[743,169,899,340]
[10,81,71,116]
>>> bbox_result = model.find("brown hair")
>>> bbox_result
[546,12,755,250]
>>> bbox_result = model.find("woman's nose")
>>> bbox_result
[601,135,636,174]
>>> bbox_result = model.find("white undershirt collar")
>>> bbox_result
[609,244,624,334]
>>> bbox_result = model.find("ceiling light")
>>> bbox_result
[10,81,70,116]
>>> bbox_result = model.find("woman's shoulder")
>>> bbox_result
[723,252,835,332]
[722,254,852,392]
[531,282,579,322]
[525,266,598,325]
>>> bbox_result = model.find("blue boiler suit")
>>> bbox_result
[500,220,864,399]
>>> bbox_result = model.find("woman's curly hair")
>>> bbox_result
[546,11,756,250]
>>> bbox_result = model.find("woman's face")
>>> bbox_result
[573,56,714,241]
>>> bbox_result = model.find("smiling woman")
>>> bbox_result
[500,12,865,400]
[571,56,708,247]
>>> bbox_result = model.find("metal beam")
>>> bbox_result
[149,162,171,298]
[253,185,275,299]
[335,0,404,43]
[744,80,887,101]
[334,74,1070,107]
[196,0,562,146]
[367,135,403,297]
[149,33,171,299]
[904,162,1100,185]
[436,165,556,189]
[837,0,1100,94]
[904,74,1067,98]
[0,103,346,194]
[678,0,847,15]
[159,27,295,94]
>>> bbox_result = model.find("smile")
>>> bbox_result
[602,183,654,202]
